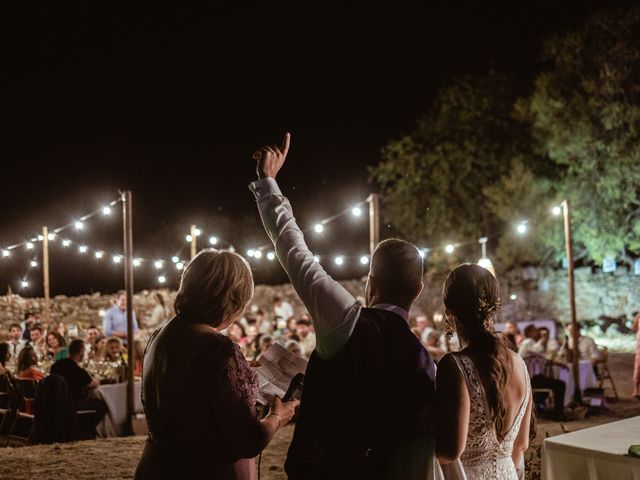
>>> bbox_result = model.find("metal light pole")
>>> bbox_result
[122,190,135,434]
[42,226,51,324]
[190,224,197,260]
[562,199,581,403]
[367,193,380,257]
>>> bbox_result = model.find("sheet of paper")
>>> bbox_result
[253,342,307,405]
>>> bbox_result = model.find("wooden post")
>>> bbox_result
[122,190,135,434]
[562,199,581,403]
[42,226,51,324]
[367,194,380,257]
[190,224,197,260]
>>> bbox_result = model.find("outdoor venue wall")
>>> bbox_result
[0,267,638,337]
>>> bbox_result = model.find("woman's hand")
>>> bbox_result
[271,396,299,426]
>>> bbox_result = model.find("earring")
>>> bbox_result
[445,315,454,340]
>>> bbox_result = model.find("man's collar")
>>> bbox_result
[371,303,410,323]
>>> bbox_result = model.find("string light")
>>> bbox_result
[176,262,184,270]
[113,255,122,264]
[209,236,218,245]
[247,249,255,257]
[158,275,166,284]
[79,245,88,254]
[21,280,29,289]
[62,239,71,247]
[193,228,202,237]
[37,235,44,241]
[445,244,455,254]
[26,242,34,250]
[334,255,344,266]
[267,252,276,261]
[30,260,38,267]
[102,206,112,215]
[171,256,179,263]
[2,250,9,257]
[510,293,518,300]
[75,221,84,230]
[516,222,527,235]
[133,258,142,267]
[314,224,324,233]
[185,234,193,242]
[154,260,163,269]
[48,233,55,241]
[352,206,362,217]
[253,250,263,259]
[360,255,369,265]
[552,206,562,216]
[95,251,104,259]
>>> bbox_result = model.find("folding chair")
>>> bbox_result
[6,378,34,445]
[595,346,618,400]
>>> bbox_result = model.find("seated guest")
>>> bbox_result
[50,339,107,431]
[135,249,298,479]
[46,331,68,361]
[8,323,26,359]
[538,326,560,354]
[21,312,39,342]
[28,325,47,360]
[285,339,302,356]
[53,321,68,343]
[564,323,601,364]
[295,318,316,357]
[91,336,107,363]
[424,330,445,363]
[16,346,45,380]
[255,309,272,335]
[0,342,10,376]
[518,325,546,358]
[503,320,523,350]
[105,337,125,362]
[285,317,299,341]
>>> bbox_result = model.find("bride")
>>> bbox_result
[434,264,532,480]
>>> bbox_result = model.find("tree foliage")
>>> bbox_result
[371,7,640,272]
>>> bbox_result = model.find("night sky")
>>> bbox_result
[1,2,630,296]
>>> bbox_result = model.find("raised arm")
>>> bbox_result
[249,133,361,359]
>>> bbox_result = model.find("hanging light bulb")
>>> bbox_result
[37,235,44,241]
[352,206,362,217]
[360,255,369,265]
[445,244,455,254]
[21,280,29,289]
[516,222,527,235]
[95,251,104,259]
[154,260,163,269]
[2,250,9,257]
[79,245,88,253]
[48,233,55,241]
[193,228,202,236]
[158,275,166,284]
[102,206,112,215]
[75,221,84,230]
[26,242,34,250]
[314,223,324,233]
[253,250,263,259]
[209,236,218,245]
[171,256,179,263]
[334,255,344,266]
[62,239,71,247]
[247,249,255,257]
[30,260,38,267]
[267,252,276,261]
[185,234,193,242]
[113,255,122,264]
[552,206,562,216]
[176,262,184,270]
[133,258,142,267]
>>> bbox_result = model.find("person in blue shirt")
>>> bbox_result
[103,290,139,345]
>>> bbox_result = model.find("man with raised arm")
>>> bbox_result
[249,133,436,480]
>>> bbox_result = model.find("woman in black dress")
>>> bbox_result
[135,249,298,480]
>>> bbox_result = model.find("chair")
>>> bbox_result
[14,378,38,414]
[523,355,556,415]
[595,346,618,400]
[6,377,34,446]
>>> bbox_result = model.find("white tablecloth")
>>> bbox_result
[552,360,599,406]
[91,380,143,437]
[543,416,640,480]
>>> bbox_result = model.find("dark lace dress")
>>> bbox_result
[134,316,266,480]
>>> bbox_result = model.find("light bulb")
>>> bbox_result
[209,236,218,245]
[26,242,34,250]
[30,260,38,267]
[79,245,88,253]
[360,255,369,265]
[158,275,166,284]
[267,252,275,261]
[102,206,111,215]
[334,256,344,266]
[516,223,527,235]
[21,280,29,288]
[313,255,320,263]
[185,234,193,242]
[133,258,142,267]
[154,260,163,269]
[95,251,103,259]
[75,221,84,230]
[176,262,184,270]
[314,224,324,233]
[2,250,9,257]
[62,239,71,247]
[171,256,179,263]
[247,249,255,257]
[254,250,263,259]
[352,207,362,217]
[113,255,122,264]
[445,244,455,254]
[48,233,55,241]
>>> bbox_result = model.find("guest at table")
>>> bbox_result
[105,337,125,362]
[564,323,601,365]
[147,293,169,331]
[135,248,298,480]
[518,325,546,358]
[46,331,68,361]
[53,321,68,343]
[28,325,47,360]
[295,318,316,357]
[538,326,560,355]
[92,336,107,363]
[503,320,523,350]
[20,312,39,342]
[0,342,10,376]
[16,346,45,380]
[103,290,139,346]
[83,325,102,362]
[50,339,107,432]
[7,323,26,359]
[631,311,640,398]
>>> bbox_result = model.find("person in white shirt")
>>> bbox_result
[565,323,601,364]
[518,325,546,358]
[7,323,26,359]
[295,318,316,357]
[272,296,294,331]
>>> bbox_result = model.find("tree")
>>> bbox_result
[525,7,640,264]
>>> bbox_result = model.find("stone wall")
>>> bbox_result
[1,267,637,338]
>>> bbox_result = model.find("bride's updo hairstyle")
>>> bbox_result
[174,249,254,328]
[443,263,512,441]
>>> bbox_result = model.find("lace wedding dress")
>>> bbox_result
[438,353,530,480]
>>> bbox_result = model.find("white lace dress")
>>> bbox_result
[447,353,530,480]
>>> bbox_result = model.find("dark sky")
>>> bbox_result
[1,2,630,296]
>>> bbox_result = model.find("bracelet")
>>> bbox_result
[268,412,281,431]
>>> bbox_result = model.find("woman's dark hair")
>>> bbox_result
[174,249,253,327]
[155,292,166,308]
[17,346,37,373]
[0,343,9,367]
[46,331,66,348]
[443,263,512,442]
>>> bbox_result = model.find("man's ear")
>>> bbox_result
[413,280,424,302]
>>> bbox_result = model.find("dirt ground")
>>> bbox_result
[0,353,637,480]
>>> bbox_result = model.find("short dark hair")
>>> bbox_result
[30,325,43,333]
[538,326,550,334]
[9,323,21,331]
[296,318,311,326]
[68,339,85,357]
[523,325,538,338]
[273,295,281,303]
[87,325,99,331]
[116,290,126,299]
[371,238,423,305]
[24,312,37,320]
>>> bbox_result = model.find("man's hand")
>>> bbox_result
[253,132,290,179]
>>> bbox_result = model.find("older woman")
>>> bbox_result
[135,249,298,480]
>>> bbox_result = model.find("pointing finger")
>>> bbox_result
[281,132,290,157]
